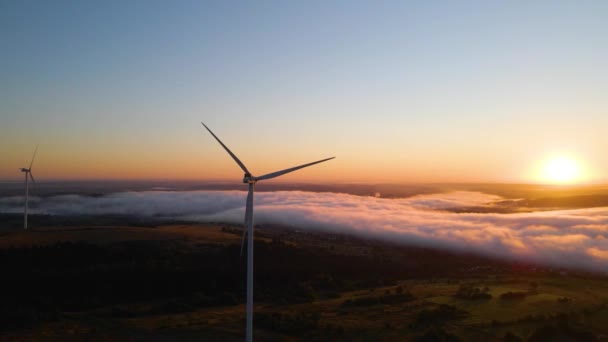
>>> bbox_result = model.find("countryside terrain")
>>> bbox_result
[1,213,608,341]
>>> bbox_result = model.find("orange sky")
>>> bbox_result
[2,121,605,184]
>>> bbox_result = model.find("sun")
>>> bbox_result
[542,157,581,184]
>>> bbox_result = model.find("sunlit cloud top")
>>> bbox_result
[3,190,608,271]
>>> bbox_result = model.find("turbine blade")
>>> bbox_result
[29,145,39,170]
[201,123,250,174]
[240,229,247,257]
[255,157,335,181]
[29,172,35,184]
[241,186,254,257]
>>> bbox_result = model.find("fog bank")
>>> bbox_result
[2,190,608,271]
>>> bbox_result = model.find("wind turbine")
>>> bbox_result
[20,145,38,230]
[201,123,333,342]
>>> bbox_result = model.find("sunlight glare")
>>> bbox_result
[543,157,581,184]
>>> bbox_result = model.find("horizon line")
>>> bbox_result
[0,178,607,187]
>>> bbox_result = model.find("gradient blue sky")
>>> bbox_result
[1,1,607,183]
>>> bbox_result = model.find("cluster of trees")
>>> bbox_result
[453,284,492,300]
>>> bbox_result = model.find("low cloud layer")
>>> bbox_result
[2,190,608,272]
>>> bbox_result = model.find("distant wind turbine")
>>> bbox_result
[201,123,334,342]
[20,145,38,230]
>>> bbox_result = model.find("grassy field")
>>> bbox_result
[1,221,607,341]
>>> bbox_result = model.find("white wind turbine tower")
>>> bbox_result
[202,123,334,342]
[20,145,38,230]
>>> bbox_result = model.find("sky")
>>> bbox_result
[1,1,607,183]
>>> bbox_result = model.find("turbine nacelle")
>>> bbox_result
[243,173,256,184]
[20,168,30,173]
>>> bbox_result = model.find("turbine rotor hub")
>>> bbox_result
[243,173,256,184]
